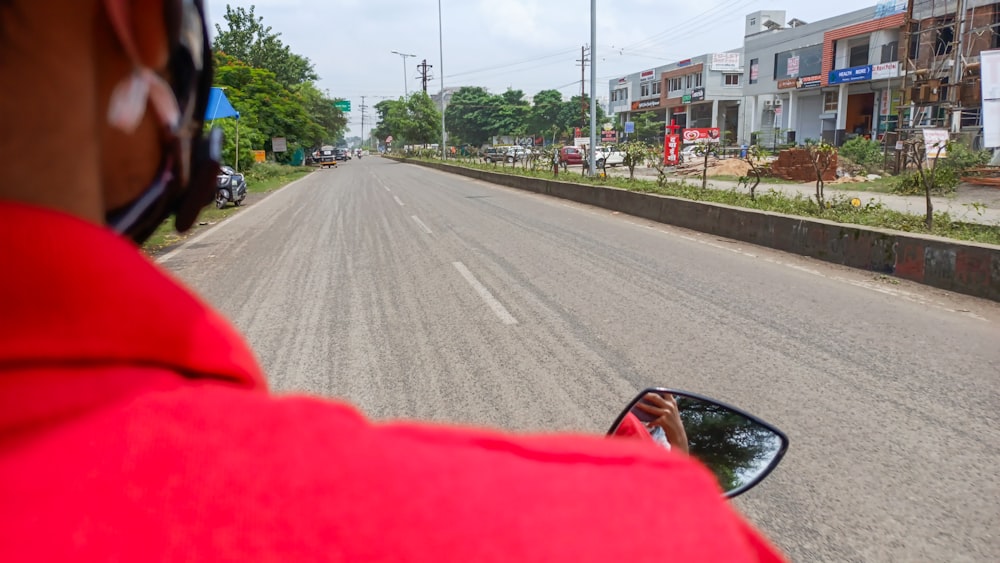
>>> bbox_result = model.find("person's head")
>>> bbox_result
[0,0,219,243]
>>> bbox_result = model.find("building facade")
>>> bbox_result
[608,49,744,143]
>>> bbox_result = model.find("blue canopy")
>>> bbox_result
[205,87,239,120]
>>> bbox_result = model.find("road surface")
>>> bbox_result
[163,156,1000,562]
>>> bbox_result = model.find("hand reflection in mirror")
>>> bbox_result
[633,393,689,454]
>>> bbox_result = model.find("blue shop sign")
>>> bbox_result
[829,65,872,84]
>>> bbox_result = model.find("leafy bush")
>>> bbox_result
[891,143,991,195]
[245,162,303,182]
[839,137,883,170]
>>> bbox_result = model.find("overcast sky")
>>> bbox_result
[207,1,881,137]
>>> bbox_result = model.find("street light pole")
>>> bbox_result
[391,50,416,98]
[588,0,597,176]
[438,0,446,159]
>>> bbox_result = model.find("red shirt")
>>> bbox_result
[0,201,785,562]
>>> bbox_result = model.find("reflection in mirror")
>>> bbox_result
[610,390,787,497]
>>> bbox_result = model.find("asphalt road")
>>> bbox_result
[163,156,1000,562]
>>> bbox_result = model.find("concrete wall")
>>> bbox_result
[397,158,1000,302]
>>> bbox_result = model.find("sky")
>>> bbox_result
[206,1,882,138]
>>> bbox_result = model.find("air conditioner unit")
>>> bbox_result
[763,100,772,106]
[773,99,782,106]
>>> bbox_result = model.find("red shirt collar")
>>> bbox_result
[0,201,266,390]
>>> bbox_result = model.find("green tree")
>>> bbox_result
[445,87,496,146]
[632,111,662,144]
[371,98,407,145]
[213,4,317,88]
[401,92,443,145]
[527,89,564,142]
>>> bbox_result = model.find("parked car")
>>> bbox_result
[482,147,508,163]
[587,146,626,168]
[335,148,349,161]
[504,146,533,163]
[559,146,584,166]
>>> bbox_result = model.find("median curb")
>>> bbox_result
[394,158,1000,303]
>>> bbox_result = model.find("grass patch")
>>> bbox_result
[413,157,1000,246]
[143,164,311,253]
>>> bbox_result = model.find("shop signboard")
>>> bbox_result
[691,88,705,102]
[777,78,798,89]
[922,128,949,159]
[631,99,660,110]
[601,130,618,144]
[829,65,873,84]
[797,75,822,89]
[624,121,635,134]
[639,69,656,82]
[682,94,692,103]
[871,61,899,80]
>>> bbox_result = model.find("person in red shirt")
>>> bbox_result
[0,0,786,561]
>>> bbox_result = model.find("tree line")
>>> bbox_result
[210,5,348,169]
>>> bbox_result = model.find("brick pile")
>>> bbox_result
[770,149,838,182]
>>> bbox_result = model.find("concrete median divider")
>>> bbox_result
[396,158,1000,302]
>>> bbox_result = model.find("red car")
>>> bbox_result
[559,146,583,166]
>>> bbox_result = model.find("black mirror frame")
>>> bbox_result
[607,387,789,498]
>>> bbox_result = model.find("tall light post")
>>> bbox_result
[438,0,446,159]
[390,50,416,98]
[588,0,597,176]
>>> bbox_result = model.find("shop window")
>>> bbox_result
[695,73,703,87]
[652,81,661,95]
[724,73,741,86]
[935,17,955,55]
[824,91,838,112]
[640,82,651,97]
[849,43,869,67]
[881,41,898,63]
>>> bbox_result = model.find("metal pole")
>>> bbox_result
[951,0,967,133]
[588,0,597,176]
[391,51,416,98]
[438,0,446,159]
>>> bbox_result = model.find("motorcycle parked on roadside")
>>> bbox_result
[608,388,788,498]
[215,165,247,209]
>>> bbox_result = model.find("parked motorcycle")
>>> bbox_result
[216,165,247,209]
[608,388,788,498]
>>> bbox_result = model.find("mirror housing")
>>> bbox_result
[608,388,788,498]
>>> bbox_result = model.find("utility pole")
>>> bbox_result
[898,0,916,131]
[577,45,590,131]
[417,59,434,93]
[359,95,367,149]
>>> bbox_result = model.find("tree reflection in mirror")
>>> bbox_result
[608,389,788,498]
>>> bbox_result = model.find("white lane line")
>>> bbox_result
[384,185,391,192]
[411,215,433,234]
[394,195,405,206]
[453,262,518,325]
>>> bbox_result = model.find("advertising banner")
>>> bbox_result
[922,128,949,159]
[982,49,1000,148]
[639,69,656,82]
[682,128,721,143]
[691,88,706,102]
[271,137,288,152]
[778,78,798,89]
[601,130,618,144]
[787,56,800,77]
[711,52,741,71]
[797,75,822,89]
[624,121,635,134]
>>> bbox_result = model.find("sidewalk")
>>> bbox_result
[605,165,1000,226]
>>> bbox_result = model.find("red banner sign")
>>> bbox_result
[664,134,681,165]
[681,127,721,143]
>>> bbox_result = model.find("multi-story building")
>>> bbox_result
[906,0,1000,144]
[608,49,744,142]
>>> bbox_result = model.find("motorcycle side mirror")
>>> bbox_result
[607,388,788,498]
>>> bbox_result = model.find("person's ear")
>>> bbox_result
[102,0,175,73]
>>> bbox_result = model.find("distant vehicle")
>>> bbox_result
[558,146,583,166]
[316,149,336,168]
[334,148,349,161]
